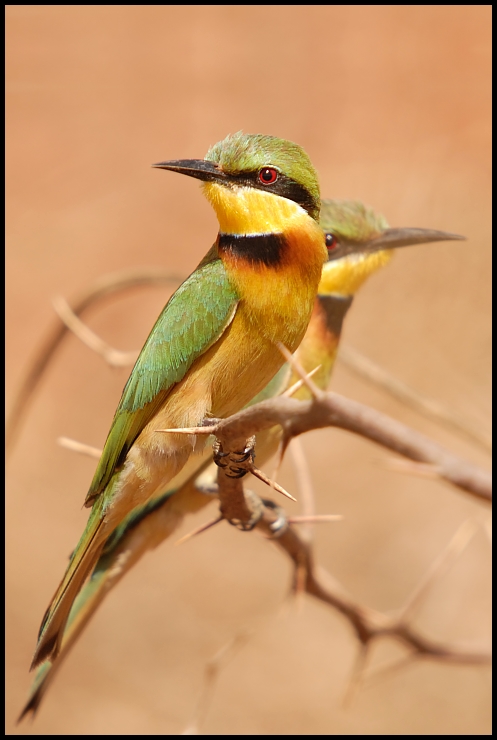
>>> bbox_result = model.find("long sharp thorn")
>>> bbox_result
[250,465,297,502]
[57,436,102,459]
[383,457,440,479]
[398,518,478,623]
[282,365,322,398]
[174,516,224,546]
[287,514,343,523]
[155,426,217,435]
[270,431,292,484]
[277,343,323,399]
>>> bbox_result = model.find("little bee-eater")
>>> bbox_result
[30,132,328,670]
[289,198,465,398]
[20,198,462,718]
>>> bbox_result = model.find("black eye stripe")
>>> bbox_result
[225,170,318,219]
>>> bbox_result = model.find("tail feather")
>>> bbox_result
[20,470,216,719]
[18,568,110,722]
[17,661,52,723]
[30,503,106,670]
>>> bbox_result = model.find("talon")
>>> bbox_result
[261,498,288,538]
[214,459,229,469]
[213,446,230,468]
[269,512,287,537]
[225,467,248,479]
[216,450,230,458]
[231,449,254,464]
[228,513,261,531]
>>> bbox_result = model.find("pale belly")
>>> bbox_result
[101,297,310,529]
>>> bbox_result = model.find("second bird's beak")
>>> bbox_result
[152,159,227,183]
[362,227,465,254]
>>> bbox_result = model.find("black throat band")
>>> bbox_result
[318,294,354,336]
[218,232,286,267]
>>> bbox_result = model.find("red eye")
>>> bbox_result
[326,233,338,250]
[259,167,278,185]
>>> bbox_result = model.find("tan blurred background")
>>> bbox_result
[6,6,491,735]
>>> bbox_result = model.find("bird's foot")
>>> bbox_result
[213,437,255,479]
[261,499,288,538]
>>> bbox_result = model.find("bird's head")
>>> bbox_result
[318,198,465,296]
[153,132,321,234]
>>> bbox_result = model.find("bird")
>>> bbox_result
[19,197,463,718]
[29,132,328,671]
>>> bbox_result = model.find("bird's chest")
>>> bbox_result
[200,302,300,419]
[221,232,325,348]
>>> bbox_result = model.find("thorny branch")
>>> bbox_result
[9,269,491,729]
[157,389,492,503]
[262,511,489,667]
[177,430,491,733]
[55,425,492,679]
[35,270,491,504]
[7,269,491,456]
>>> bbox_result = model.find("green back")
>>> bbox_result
[87,258,239,502]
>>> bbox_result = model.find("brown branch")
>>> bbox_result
[52,296,139,367]
[8,266,490,469]
[9,271,490,727]
[338,343,492,453]
[44,415,489,729]
[188,429,490,729]
[6,268,184,454]
[158,391,492,503]
[267,526,490,667]
[214,433,491,664]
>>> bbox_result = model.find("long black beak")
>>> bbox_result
[326,226,465,263]
[152,159,227,183]
[362,227,465,255]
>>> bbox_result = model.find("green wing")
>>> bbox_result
[86,258,239,503]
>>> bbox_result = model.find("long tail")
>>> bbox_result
[20,493,176,719]
[18,568,109,721]
[19,471,214,720]
[30,499,107,670]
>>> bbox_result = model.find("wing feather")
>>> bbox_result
[86,258,239,503]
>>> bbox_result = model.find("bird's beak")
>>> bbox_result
[361,227,466,254]
[152,159,227,183]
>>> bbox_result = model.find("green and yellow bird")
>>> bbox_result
[30,132,328,670]
[20,198,462,718]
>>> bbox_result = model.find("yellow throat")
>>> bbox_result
[203,182,316,235]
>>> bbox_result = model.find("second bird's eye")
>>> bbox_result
[326,233,338,250]
[259,167,278,184]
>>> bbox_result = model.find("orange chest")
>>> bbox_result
[219,221,327,348]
